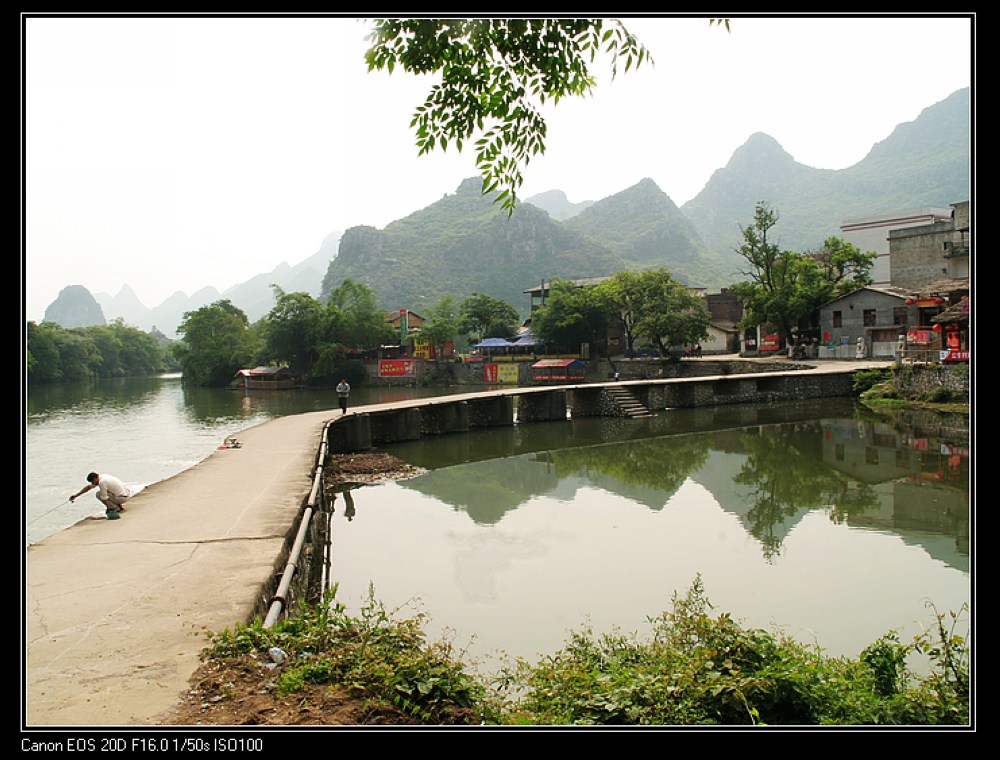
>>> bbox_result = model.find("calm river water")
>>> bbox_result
[24,374,971,672]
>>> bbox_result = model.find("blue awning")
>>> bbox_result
[473,337,514,348]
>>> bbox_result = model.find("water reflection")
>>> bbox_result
[26,375,167,420]
[380,399,969,569]
[328,399,969,665]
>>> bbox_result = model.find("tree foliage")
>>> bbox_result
[168,284,397,387]
[364,18,651,212]
[325,279,397,351]
[731,203,875,342]
[458,292,520,341]
[530,278,611,354]
[635,278,710,356]
[174,300,255,387]
[26,319,168,384]
[598,269,710,356]
[261,287,326,375]
[421,294,460,355]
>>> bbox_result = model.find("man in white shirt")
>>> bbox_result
[336,379,351,414]
[70,472,132,519]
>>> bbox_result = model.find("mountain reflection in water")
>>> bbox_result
[327,398,970,667]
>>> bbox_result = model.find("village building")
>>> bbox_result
[888,201,970,290]
[817,282,969,362]
[824,200,970,362]
[817,286,917,360]
[840,206,954,287]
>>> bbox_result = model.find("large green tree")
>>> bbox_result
[458,292,520,341]
[731,203,875,343]
[795,237,877,332]
[605,269,710,356]
[421,294,460,356]
[364,18,651,211]
[174,300,255,386]
[325,279,395,350]
[262,288,325,375]
[530,278,610,355]
[596,270,646,356]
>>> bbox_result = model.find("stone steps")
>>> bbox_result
[602,386,653,418]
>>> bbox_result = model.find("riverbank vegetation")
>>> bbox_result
[26,318,175,383]
[175,578,969,727]
[853,365,970,415]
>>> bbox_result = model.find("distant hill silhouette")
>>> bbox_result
[87,235,339,336]
[526,189,595,220]
[43,285,106,328]
[43,87,970,332]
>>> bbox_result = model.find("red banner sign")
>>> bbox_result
[379,359,416,377]
[761,334,780,350]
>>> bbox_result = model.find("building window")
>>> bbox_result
[833,310,842,328]
[893,307,908,326]
[863,309,877,326]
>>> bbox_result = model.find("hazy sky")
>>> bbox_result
[22,14,974,322]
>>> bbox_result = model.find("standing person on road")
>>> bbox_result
[336,379,351,414]
[70,472,131,519]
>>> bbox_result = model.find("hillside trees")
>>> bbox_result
[364,18,652,211]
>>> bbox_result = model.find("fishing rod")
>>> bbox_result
[27,499,73,525]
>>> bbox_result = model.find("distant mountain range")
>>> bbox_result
[42,87,970,335]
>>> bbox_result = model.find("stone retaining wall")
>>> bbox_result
[893,363,969,397]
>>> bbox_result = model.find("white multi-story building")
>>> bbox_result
[840,207,953,286]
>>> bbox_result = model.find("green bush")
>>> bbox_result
[852,368,893,396]
[207,584,485,724]
[491,578,969,726]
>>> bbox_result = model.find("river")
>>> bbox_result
[23,374,462,546]
[23,374,971,670]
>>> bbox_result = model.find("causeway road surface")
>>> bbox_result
[25,408,337,728]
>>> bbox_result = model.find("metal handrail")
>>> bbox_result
[262,423,330,629]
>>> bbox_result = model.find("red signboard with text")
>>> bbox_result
[760,334,780,351]
[378,359,416,378]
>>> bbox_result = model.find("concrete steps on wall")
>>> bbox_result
[602,385,653,419]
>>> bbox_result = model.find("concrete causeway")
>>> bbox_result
[23,359,892,728]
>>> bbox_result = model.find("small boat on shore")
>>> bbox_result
[235,366,299,390]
